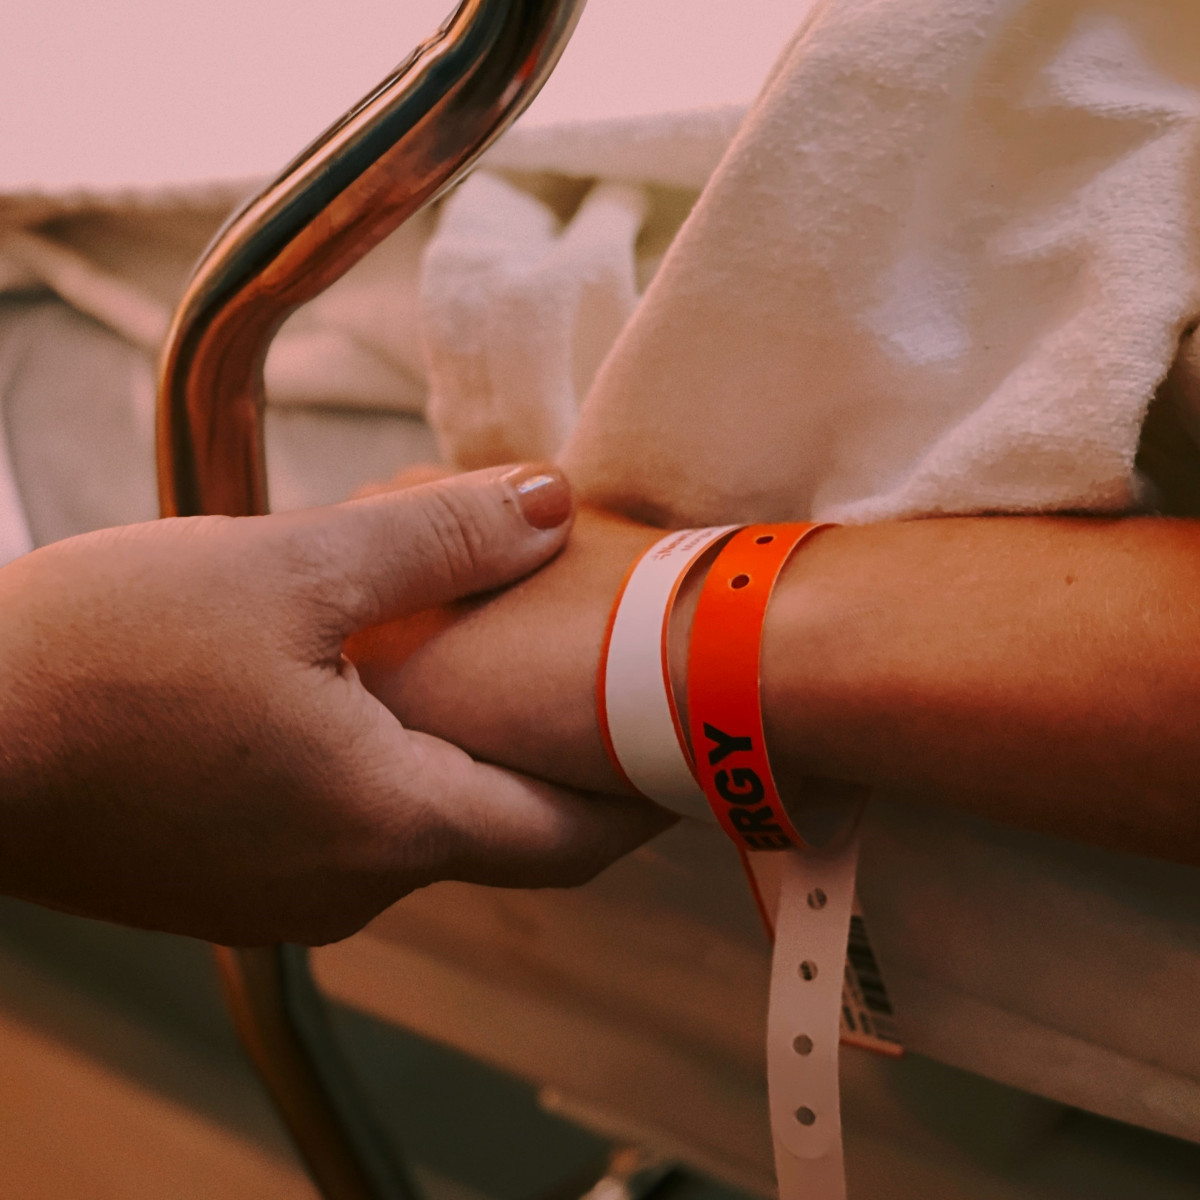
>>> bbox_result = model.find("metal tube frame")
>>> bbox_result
[156,4,587,1197]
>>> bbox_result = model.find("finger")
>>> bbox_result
[406,731,676,890]
[271,463,574,635]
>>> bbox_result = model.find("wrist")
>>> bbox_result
[757,524,887,792]
[664,523,857,797]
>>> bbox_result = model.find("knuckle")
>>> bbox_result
[268,519,367,638]
[416,486,493,591]
[272,519,342,589]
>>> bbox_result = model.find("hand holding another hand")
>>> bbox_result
[348,500,667,796]
[0,466,671,946]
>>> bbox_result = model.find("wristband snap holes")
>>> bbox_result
[730,573,751,589]
[795,1107,817,1126]
[807,888,827,910]
[798,960,818,981]
[793,1035,814,1055]
[755,534,775,545]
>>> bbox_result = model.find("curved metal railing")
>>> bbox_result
[156,4,587,1196]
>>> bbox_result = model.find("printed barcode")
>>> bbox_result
[847,914,893,1016]
[840,902,903,1055]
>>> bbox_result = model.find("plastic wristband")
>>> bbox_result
[597,526,740,819]
[685,523,827,851]
[686,522,861,1200]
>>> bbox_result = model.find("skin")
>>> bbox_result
[356,498,1200,868]
[0,466,670,947]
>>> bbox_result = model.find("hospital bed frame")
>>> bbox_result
[156,3,596,1197]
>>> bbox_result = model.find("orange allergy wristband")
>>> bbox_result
[685,523,830,851]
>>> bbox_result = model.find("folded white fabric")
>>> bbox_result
[419,109,741,466]
[422,175,646,467]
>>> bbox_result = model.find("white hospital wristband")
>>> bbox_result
[597,526,739,820]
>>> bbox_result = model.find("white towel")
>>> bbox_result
[564,0,1200,525]
[422,175,646,467]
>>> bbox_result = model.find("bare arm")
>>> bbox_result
[359,509,1200,866]
[756,516,1200,864]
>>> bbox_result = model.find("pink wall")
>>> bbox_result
[1,0,810,191]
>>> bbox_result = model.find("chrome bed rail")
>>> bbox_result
[156,4,587,1196]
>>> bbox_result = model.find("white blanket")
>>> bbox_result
[5,0,1200,1165]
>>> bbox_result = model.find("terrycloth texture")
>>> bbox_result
[6,0,1200,1163]
[563,0,1200,524]
[419,110,740,466]
[422,178,646,467]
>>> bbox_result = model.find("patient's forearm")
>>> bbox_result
[747,516,1200,863]
[360,511,1200,865]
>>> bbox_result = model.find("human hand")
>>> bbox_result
[0,466,670,946]
[349,504,668,795]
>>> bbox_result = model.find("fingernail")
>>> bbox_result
[505,465,573,530]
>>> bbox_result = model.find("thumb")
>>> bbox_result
[270,464,574,635]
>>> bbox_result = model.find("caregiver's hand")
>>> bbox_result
[0,466,670,947]
[351,504,660,796]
